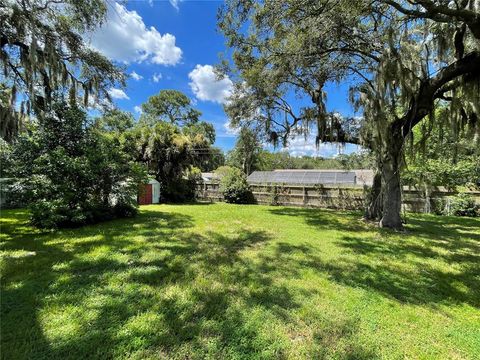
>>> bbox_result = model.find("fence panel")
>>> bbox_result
[196,182,480,213]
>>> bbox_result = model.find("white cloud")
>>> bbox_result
[169,0,182,10]
[152,72,162,83]
[89,3,182,65]
[108,88,130,100]
[279,134,353,158]
[130,71,143,81]
[223,121,240,137]
[86,94,113,111]
[134,105,142,114]
[188,64,233,104]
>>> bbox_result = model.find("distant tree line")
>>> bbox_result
[225,127,375,174]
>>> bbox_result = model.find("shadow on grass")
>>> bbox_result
[1,209,195,359]
[268,207,367,233]
[1,208,374,359]
[268,206,480,308]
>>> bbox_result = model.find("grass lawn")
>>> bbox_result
[1,203,479,359]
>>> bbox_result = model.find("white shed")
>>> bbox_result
[138,179,161,205]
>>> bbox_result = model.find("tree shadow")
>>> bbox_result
[268,206,480,308]
[406,215,480,243]
[1,208,377,359]
[1,209,194,359]
[268,207,368,233]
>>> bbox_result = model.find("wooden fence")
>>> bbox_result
[195,182,480,213]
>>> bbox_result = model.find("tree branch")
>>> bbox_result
[398,51,480,137]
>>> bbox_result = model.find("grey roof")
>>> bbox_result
[247,170,364,185]
[201,172,220,181]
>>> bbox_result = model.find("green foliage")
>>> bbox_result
[127,121,204,202]
[226,127,262,174]
[255,150,374,171]
[194,146,225,172]
[213,165,233,178]
[216,166,254,204]
[336,152,376,170]
[140,90,201,126]
[163,167,202,203]
[444,193,479,217]
[183,122,216,145]
[9,103,145,228]
[403,158,480,191]
[1,0,125,141]
[219,1,368,147]
[94,109,135,133]
[404,113,480,191]
[129,91,221,200]
[0,177,28,209]
[220,0,480,229]
[0,139,13,178]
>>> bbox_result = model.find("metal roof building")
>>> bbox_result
[201,172,220,182]
[247,169,373,186]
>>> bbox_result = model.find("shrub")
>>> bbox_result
[444,193,479,217]
[29,200,69,229]
[431,198,446,216]
[113,202,138,218]
[10,103,146,229]
[216,166,254,204]
[162,167,202,202]
[185,167,202,200]
[213,166,233,179]
[0,178,29,209]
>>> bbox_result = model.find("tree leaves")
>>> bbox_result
[0,0,125,142]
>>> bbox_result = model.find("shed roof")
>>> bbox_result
[201,172,220,181]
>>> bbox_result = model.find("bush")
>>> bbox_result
[162,167,202,202]
[216,166,254,204]
[0,179,29,209]
[9,103,146,229]
[444,193,479,217]
[29,200,138,229]
[113,202,138,218]
[431,198,446,216]
[162,180,192,202]
[29,200,69,229]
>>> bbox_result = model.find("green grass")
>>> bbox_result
[1,203,479,359]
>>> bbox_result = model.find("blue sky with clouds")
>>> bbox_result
[87,0,360,157]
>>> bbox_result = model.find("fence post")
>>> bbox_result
[303,186,307,206]
[424,186,431,214]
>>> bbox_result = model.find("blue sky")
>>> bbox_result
[88,0,359,157]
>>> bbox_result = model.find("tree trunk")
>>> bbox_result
[364,170,383,220]
[379,128,404,230]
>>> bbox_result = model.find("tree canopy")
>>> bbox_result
[226,127,262,175]
[220,0,480,229]
[6,102,145,228]
[141,90,202,127]
[0,0,125,142]
[127,90,222,201]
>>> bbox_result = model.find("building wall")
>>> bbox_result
[152,182,161,204]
